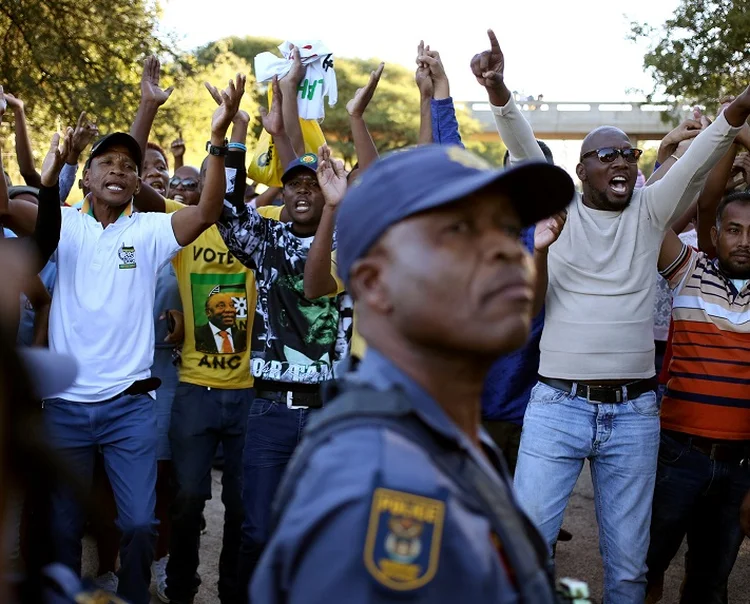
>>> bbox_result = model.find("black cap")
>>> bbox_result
[336,144,575,286]
[85,133,143,174]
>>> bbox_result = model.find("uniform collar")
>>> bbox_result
[355,349,500,456]
[80,197,133,221]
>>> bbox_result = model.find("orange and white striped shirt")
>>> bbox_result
[661,244,750,440]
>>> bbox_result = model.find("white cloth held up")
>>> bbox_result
[254,40,338,120]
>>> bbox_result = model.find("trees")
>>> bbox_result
[0,0,173,130]
[152,51,259,169]
[631,0,750,105]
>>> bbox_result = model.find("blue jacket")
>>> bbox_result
[431,98,543,424]
[250,349,555,603]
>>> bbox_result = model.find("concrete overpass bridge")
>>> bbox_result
[463,100,688,142]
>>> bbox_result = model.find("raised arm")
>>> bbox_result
[130,56,174,173]
[470,30,544,163]
[279,45,306,157]
[346,63,384,171]
[643,89,750,230]
[205,81,252,205]
[171,133,186,171]
[303,145,347,299]
[4,92,42,188]
[33,128,73,271]
[419,45,462,148]
[696,144,741,256]
[60,111,98,203]
[532,211,566,315]
[416,41,434,145]
[170,74,245,246]
[0,91,10,218]
[260,77,297,172]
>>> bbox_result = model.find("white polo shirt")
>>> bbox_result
[49,203,182,402]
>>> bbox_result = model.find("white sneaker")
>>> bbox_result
[152,556,169,603]
[93,571,118,593]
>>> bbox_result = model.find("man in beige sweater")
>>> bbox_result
[470,30,750,603]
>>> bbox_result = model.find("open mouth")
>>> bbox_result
[295,199,311,214]
[609,175,629,195]
[105,183,125,193]
[148,180,165,193]
[171,194,185,203]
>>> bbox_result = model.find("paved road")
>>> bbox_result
[84,466,749,603]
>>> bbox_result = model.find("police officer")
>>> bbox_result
[249,143,575,603]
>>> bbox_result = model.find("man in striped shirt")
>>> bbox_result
[646,190,750,603]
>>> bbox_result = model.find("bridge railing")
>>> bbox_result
[464,101,689,137]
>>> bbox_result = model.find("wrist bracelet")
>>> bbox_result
[228,142,247,152]
[670,154,681,162]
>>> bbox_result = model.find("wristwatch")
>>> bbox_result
[205,139,229,156]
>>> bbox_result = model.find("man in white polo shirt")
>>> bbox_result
[42,75,245,604]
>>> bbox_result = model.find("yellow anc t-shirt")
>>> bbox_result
[166,199,283,388]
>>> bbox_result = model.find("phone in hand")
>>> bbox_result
[166,310,176,334]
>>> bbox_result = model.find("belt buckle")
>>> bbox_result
[586,386,623,404]
[286,391,307,410]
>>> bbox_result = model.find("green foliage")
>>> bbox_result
[631,0,750,105]
[0,0,174,131]
[152,51,259,169]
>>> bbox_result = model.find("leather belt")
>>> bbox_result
[255,381,322,409]
[539,376,658,404]
[664,430,750,464]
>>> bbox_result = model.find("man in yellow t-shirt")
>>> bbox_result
[158,146,283,604]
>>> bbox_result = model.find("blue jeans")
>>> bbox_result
[645,431,750,604]
[237,399,310,603]
[166,383,253,604]
[514,381,660,604]
[43,393,158,604]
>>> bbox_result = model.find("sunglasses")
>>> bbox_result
[580,147,643,164]
[169,177,199,190]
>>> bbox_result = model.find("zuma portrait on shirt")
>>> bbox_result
[194,290,247,354]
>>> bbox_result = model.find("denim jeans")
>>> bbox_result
[43,393,158,604]
[514,381,660,603]
[645,431,750,604]
[166,383,253,604]
[237,399,310,603]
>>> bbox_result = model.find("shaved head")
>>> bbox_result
[577,126,638,212]
[580,127,631,157]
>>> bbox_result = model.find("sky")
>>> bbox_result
[157,0,680,103]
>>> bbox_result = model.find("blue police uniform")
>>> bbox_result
[250,349,557,603]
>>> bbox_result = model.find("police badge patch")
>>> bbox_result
[364,487,445,591]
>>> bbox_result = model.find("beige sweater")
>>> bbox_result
[492,99,742,380]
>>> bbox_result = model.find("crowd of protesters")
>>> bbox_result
[2,26,750,604]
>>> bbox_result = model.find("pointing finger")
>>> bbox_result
[487,29,501,52]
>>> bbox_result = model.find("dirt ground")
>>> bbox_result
[82,465,749,603]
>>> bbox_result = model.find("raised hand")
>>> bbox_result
[417,46,449,99]
[534,210,567,252]
[259,76,284,136]
[3,91,23,112]
[141,55,174,107]
[41,128,74,187]
[470,29,506,98]
[209,73,246,137]
[347,63,384,118]
[658,115,703,162]
[415,41,434,98]
[316,144,347,208]
[171,133,186,159]
[69,111,99,158]
[281,44,305,90]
